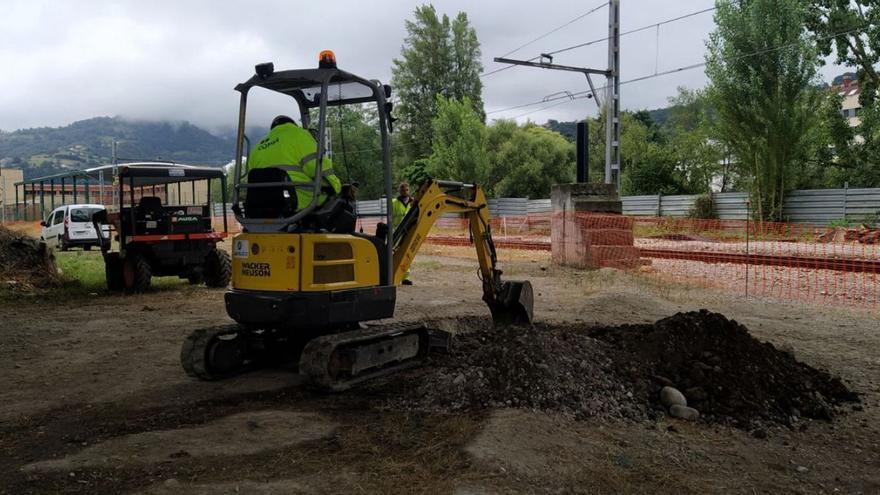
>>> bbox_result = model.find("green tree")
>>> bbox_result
[391,5,484,164]
[327,105,385,199]
[823,101,880,187]
[664,87,728,193]
[787,91,855,188]
[488,123,574,198]
[618,113,681,196]
[426,96,490,186]
[585,111,687,195]
[806,0,880,105]
[450,12,484,120]
[706,0,822,220]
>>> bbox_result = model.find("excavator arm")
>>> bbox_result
[391,180,534,325]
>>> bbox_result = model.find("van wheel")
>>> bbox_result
[123,254,152,292]
[204,249,232,288]
[105,254,125,292]
[58,236,68,252]
[84,245,92,252]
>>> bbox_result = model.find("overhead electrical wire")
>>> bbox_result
[498,1,607,59]
[488,23,874,118]
[544,6,718,57]
[480,1,607,79]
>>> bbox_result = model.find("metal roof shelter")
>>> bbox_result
[12,162,226,222]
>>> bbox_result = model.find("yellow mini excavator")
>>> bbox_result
[180,52,533,390]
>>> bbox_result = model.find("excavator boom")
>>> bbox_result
[392,180,534,325]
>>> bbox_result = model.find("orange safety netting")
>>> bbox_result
[28,211,877,312]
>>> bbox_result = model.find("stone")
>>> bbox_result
[453,373,466,385]
[660,386,687,408]
[669,405,700,421]
[795,465,809,473]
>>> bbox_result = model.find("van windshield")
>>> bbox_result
[70,207,102,223]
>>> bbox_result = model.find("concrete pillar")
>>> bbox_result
[550,183,641,269]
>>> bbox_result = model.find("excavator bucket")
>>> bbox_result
[488,280,534,326]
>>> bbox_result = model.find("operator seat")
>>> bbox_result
[244,168,297,218]
[138,196,166,219]
[136,196,169,234]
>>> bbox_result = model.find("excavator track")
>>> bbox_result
[299,322,451,392]
[181,324,252,380]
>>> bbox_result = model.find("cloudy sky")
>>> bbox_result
[0,0,846,133]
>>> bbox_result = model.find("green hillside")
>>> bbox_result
[545,106,670,142]
[0,117,236,179]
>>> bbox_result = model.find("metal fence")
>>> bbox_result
[26,185,877,229]
[623,188,880,225]
[347,198,552,218]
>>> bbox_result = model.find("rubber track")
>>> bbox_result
[180,324,244,380]
[299,322,430,392]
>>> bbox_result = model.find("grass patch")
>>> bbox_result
[48,251,187,297]
[56,251,107,291]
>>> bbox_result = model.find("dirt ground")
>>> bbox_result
[1,246,879,494]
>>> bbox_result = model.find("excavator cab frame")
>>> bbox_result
[230,58,396,286]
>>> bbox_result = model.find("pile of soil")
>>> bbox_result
[381,311,858,428]
[381,321,645,420]
[592,310,859,427]
[0,225,62,293]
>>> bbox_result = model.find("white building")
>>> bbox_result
[834,74,862,125]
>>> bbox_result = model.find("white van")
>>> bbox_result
[40,204,110,251]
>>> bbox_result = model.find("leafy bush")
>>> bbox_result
[827,218,853,229]
[688,194,716,219]
[859,212,879,228]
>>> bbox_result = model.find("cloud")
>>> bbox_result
[0,0,846,132]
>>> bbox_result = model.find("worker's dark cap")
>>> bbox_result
[271,115,296,129]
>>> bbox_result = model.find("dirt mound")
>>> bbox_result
[0,225,62,293]
[380,311,857,428]
[592,310,859,427]
[381,321,645,420]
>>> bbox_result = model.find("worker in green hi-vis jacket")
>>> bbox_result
[392,181,414,285]
[248,115,341,211]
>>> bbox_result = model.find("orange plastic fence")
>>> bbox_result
[416,212,880,313]
[9,212,877,312]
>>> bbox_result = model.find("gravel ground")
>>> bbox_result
[421,236,880,312]
[645,259,880,311]
[635,237,880,261]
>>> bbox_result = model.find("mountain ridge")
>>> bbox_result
[0,116,243,180]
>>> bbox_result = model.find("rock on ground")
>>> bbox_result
[670,405,700,421]
[660,386,687,408]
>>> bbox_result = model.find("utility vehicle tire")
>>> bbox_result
[187,271,205,285]
[204,248,232,288]
[123,254,152,292]
[84,245,92,251]
[105,254,125,292]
